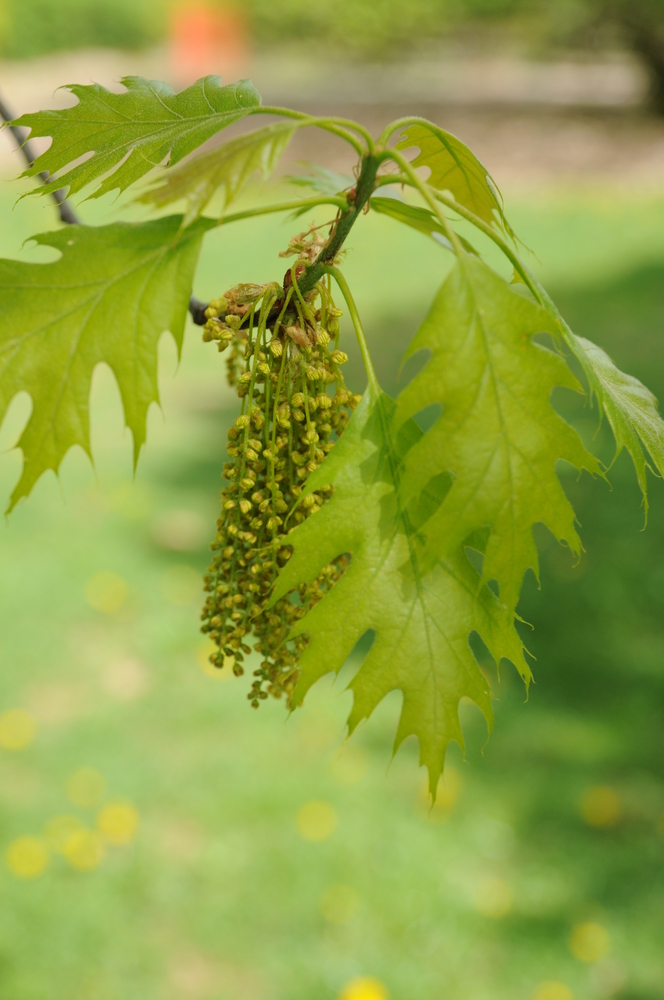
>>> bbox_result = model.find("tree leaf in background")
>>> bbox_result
[271,387,528,796]
[569,333,664,511]
[370,195,479,254]
[287,165,354,198]
[10,76,261,202]
[0,216,212,510]
[139,122,298,225]
[395,257,601,618]
[396,122,515,238]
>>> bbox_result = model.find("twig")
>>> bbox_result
[0,92,79,225]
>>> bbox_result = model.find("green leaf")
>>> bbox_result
[287,165,354,197]
[395,257,601,618]
[11,76,260,203]
[272,387,528,796]
[569,333,664,510]
[139,122,298,226]
[396,122,514,237]
[0,216,212,510]
[370,195,479,255]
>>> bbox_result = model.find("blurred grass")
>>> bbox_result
[0,179,663,1000]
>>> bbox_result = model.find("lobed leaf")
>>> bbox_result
[370,195,479,255]
[287,165,354,198]
[395,257,601,618]
[395,122,514,237]
[272,387,528,796]
[568,333,664,510]
[0,216,212,510]
[139,122,298,226]
[10,76,260,202]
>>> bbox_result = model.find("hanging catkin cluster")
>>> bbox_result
[200,253,360,707]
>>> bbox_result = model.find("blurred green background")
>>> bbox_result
[1,1,664,999]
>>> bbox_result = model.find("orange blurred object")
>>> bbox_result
[170,3,250,84]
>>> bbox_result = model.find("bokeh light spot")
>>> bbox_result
[85,572,128,614]
[569,922,610,963]
[296,800,338,841]
[320,884,359,925]
[161,564,201,606]
[66,767,106,808]
[339,976,389,1000]
[197,639,233,679]
[532,982,575,1000]
[580,786,622,827]
[44,814,83,853]
[473,876,514,918]
[97,801,139,845]
[6,836,49,878]
[100,658,150,702]
[63,829,105,871]
[425,765,462,820]
[329,746,368,786]
[0,708,36,750]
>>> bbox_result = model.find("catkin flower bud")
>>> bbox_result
[315,327,331,346]
[224,499,237,510]
[258,362,271,376]
[316,394,332,409]
[269,339,283,357]
[291,393,305,408]
[239,500,252,514]
[331,350,348,365]
[235,415,250,429]
[302,494,317,508]
[238,372,252,385]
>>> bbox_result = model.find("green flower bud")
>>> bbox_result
[316,394,332,409]
[331,350,348,365]
[235,414,250,429]
[269,339,283,357]
[238,372,252,385]
[291,392,305,408]
[239,499,252,515]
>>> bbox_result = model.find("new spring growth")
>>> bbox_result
[200,266,359,707]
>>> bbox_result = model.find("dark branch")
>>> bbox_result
[0,93,80,226]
